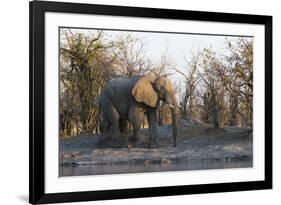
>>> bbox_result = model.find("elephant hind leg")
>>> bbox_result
[100,118,111,145]
[103,104,120,139]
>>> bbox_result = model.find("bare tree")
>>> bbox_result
[173,51,200,119]
[113,35,149,77]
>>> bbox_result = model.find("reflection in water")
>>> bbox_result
[60,160,252,177]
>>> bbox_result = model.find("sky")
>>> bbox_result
[96,29,246,67]
[61,28,252,94]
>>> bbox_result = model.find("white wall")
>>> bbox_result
[0,0,279,204]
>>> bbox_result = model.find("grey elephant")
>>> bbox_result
[99,73,179,148]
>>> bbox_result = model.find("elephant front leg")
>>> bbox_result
[147,110,158,148]
[128,107,144,148]
[119,119,128,136]
[127,124,139,148]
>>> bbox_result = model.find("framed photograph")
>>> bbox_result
[29,0,272,204]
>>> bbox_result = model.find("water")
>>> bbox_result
[59,160,252,177]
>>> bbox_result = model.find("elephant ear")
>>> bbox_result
[132,76,158,107]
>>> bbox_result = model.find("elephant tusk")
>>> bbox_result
[178,104,182,109]
[168,104,175,109]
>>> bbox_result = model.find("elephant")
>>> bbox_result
[99,73,179,148]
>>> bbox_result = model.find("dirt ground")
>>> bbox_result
[60,119,253,170]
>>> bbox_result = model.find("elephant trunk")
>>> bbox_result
[168,95,179,147]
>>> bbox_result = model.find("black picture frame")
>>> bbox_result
[29,0,272,204]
